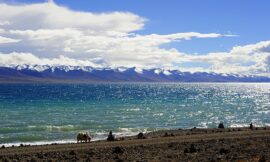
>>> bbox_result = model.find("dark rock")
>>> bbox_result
[259,155,266,162]
[71,156,79,161]
[1,145,5,149]
[116,159,124,162]
[140,144,146,148]
[137,132,144,139]
[30,158,37,162]
[114,156,124,162]
[219,139,225,143]
[85,157,92,162]
[218,123,225,129]
[189,144,197,153]
[114,155,124,162]
[87,150,94,156]
[184,144,197,153]
[219,148,229,154]
[36,153,44,159]
[167,155,172,158]
[107,131,115,141]
[164,132,169,137]
[20,144,24,147]
[43,152,49,157]
[113,146,124,154]
[2,157,10,162]
[168,142,178,149]
[69,150,76,155]
[168,143,174,148]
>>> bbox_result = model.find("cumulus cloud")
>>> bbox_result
[0,1,228,68]
[0,52,105,68]
[0,1,268,76]
[0,1,145,32]
[231,41,270,54]
[178,41,270,76]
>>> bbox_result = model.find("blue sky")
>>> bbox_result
[0,0,269,76]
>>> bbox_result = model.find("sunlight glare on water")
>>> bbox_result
[0,83,269,145]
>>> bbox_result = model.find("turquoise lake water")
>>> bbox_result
[0,83,269,146]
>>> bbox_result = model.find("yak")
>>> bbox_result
[77,132,91,143]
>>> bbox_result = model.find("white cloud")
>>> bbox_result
[0,1,268,76]
[178,41,270,76]
[0,1,145,32]
[0,52,105,68]
[0,35,20,43]
[0,21,10,26]
[231,41,270,54]
[0,1,227,68]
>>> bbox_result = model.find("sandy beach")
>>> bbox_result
[0,127,269,162]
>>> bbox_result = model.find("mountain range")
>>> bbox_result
[0,65,269,83]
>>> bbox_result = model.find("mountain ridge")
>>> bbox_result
[0,65,270,83]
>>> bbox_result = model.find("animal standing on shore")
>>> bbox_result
[77,132,91,143]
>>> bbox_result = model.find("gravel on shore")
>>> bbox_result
[0,127,270,162]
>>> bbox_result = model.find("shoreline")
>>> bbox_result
[1,127,269,161]
[1,125,265,148]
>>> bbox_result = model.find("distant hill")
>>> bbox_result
[0,65,270,83]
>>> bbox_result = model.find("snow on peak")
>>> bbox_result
[154,69,162,74]
[117,67,128,72]
[163,70,172,76]
[134,67,143,74]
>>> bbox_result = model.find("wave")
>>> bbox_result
[0,127,153,147]
[0,136,107,147]
[0,125,84,134]
[229,123,249,128]
[229,123,270,128]
[126,108,140,112]
[27,125,80,132]
[196,121,270,129]
[0,140,77,147]
[256,110,270,114]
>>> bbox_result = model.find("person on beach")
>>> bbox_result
[218,123,224,129]
[250,123,253,129]
[107,131,115,141]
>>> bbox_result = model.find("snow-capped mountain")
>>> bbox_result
[0,65,270,82]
